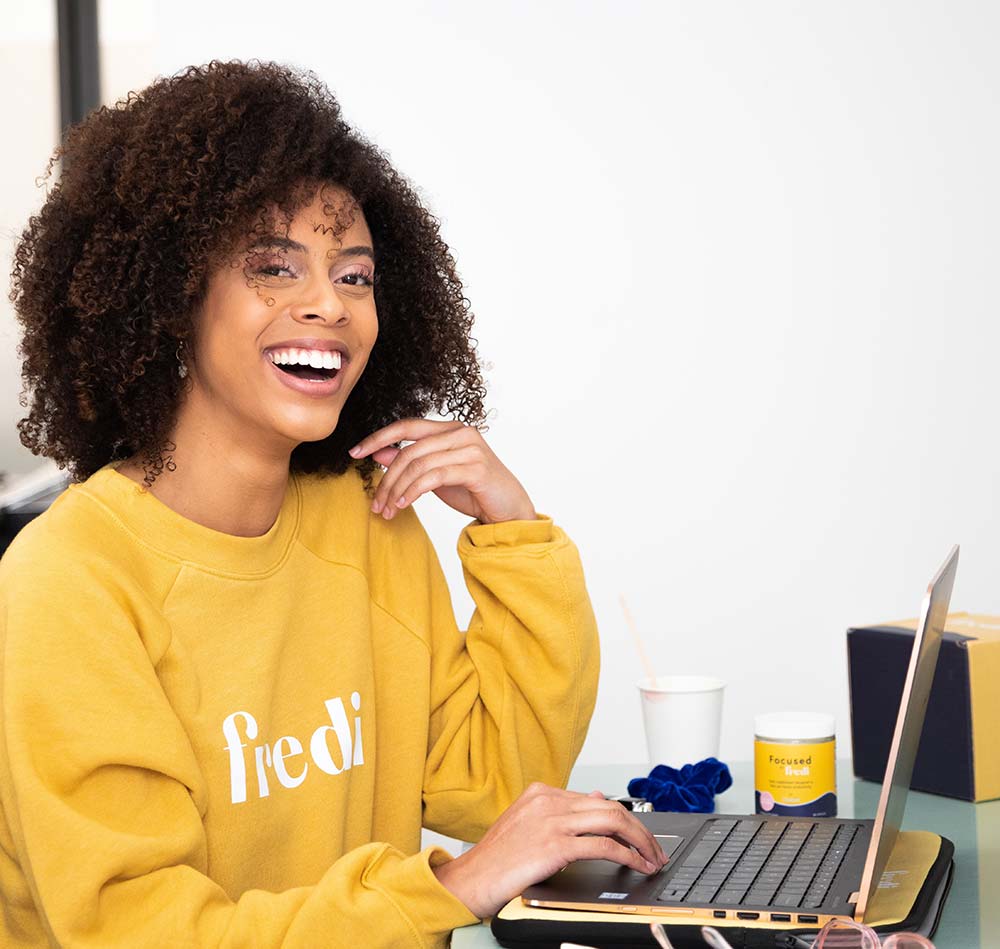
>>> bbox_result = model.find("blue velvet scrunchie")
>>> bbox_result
[627,758,733,813]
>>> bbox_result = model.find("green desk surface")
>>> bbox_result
[451,761,998,948]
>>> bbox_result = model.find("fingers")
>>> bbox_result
[434,783,665,919]
[527,785,665,870]
[350,418,486,518]
[562,828,661,875]
[371,430,481,515]
[523,785,666,869]
[370,446,401,468]
[563,798,667,870]
[376,446,484,516]
[353,417,535,525]
[349,418,465,460]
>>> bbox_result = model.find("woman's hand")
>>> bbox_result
[349,419,536,524]
[431,783,669,920]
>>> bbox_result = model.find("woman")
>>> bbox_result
[0,61,665,947]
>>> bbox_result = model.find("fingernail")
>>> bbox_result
[643,859,658,874]
[396,496,407,508]
[349,446,361,457]
[371,500,382,514]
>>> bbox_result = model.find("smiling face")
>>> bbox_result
[180,186,379,457]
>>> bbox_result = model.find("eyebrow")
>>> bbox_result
[250,236,376,261]
[338,244,377,262]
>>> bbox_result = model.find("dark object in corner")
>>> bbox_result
[0,467,69,558]
[847,620,1000,802]
[1,510,45,558]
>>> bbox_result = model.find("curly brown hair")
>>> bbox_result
[10,60,486,484]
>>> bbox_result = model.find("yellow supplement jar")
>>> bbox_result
[754,712,836,818]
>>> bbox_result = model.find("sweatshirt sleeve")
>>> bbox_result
[418,515,600,842]
[0,550,476,948]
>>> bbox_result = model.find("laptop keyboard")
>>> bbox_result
[657,818,858,909]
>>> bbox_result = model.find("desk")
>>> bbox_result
[453,761,999,948]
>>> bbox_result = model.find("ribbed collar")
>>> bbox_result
[76,466,302,578]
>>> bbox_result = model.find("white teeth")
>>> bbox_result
[267,347,343,369]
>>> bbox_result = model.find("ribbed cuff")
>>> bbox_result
[461,515,554,549]
[365,846,480,936]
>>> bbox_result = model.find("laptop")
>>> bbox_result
[521,545,958,929]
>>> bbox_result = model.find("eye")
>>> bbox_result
[256,261,296,279]
[259,264,294,278]
[335,264,375,288]
[246,252,298,281]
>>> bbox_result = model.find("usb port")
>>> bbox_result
[713,910,726,919]
[771,913,792,922]
[798,915,819,924]
[736,912,760,920]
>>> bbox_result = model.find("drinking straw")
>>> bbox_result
[619,593,656,684]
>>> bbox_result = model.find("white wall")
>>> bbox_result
[0,3,58,478]
[7,1,1000,769]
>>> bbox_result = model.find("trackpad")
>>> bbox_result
[655,835,686,861]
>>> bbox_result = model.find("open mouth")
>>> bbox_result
[275,363,338,382]
[266,347,343,383]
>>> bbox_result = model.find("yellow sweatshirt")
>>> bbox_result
[0,466,599,948]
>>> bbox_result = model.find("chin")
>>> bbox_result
[276,411,343,448]
[290,425,341,447]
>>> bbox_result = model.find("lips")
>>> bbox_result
[266,355,345,398]
[261,336,353,397]
[262,339,351,399]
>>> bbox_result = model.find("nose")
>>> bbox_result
[289,273,350,327]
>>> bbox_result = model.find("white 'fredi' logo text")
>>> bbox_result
[221,692,364,804]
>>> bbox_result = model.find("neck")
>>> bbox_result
[118,409,294,538]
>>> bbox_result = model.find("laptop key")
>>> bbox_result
[774,890,805,906]
[657,888,686,902]
[715,887,749,904]
[686,886,720,903]
[680,840,725,869]
[701,827,729,840]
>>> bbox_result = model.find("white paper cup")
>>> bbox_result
[637,675,726,767]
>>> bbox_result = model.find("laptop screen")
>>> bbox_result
[854,545,958,920]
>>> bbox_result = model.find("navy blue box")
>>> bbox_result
[847,616,999,802]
